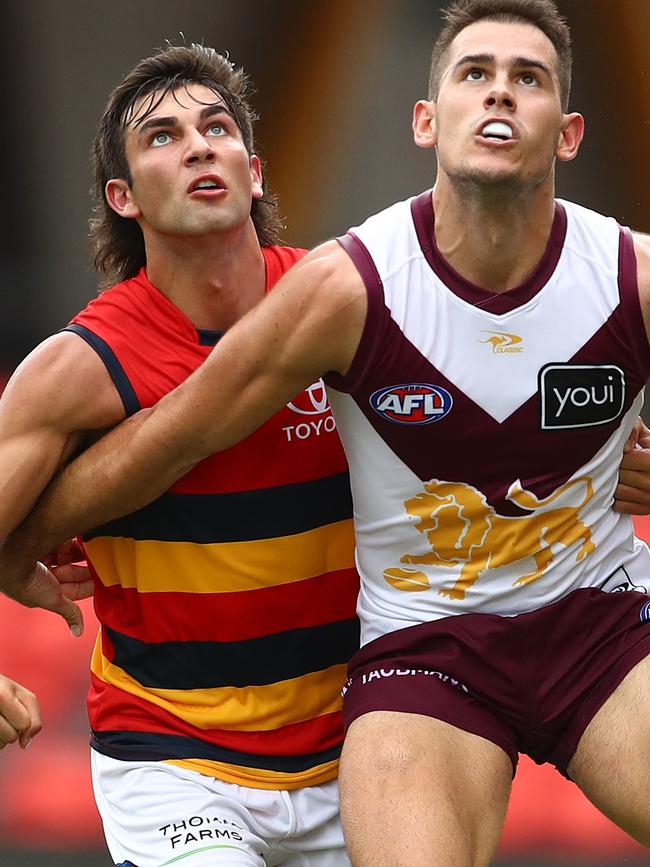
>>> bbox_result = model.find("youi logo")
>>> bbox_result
[370,383,453,425]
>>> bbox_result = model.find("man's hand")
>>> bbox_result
[0,556,84,636]
[615,417,650,514]
[0,674,41,749]
[44,537,95,603]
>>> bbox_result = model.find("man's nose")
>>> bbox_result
[484,79,516,111]
[184,127,216,163]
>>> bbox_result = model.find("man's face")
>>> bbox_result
[421,20,579,191]
[109,83,263,239]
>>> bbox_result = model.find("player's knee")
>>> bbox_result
[343,726,422,784]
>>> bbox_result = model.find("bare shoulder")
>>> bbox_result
[276,239,366,304]
[259,239,367,377]
[2,330,125,433]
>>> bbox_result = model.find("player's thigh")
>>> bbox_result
[276,780,350,867]
[568,652,650,846]
[339,710,512,867]
[92,751,267,866]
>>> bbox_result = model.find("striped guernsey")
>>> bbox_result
[64,245,360,789]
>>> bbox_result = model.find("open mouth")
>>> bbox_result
[480,121,515,142]
[188,176,226,193]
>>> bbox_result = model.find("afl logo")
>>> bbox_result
[370,383,453,425]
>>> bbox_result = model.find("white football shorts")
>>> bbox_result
[91,750,350,866]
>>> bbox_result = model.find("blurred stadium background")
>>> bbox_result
[0,1,649,864]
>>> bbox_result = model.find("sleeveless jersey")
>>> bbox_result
[64,245,359,789]
[325,191,650,647]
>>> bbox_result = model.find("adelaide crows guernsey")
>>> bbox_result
[65,246,359,789]
[325,191,650,647]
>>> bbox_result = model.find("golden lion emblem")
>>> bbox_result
[384,477,595,600]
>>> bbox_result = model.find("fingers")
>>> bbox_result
[0,676,41,750]
[623,420,641,453]
[613,500,650,515]
[43,536,85,567]
[615,447,650,516]
[623,417,650,453]
[620,449,650,474]
[52,563,95,601]
[613,479,650,515]
[9,561,86,637]
[50,595,85,637]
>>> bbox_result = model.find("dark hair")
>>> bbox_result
[429,0,572,110]
[91,43,283,288]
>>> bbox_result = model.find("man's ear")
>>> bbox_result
[556,112,585,163]
[105,178,141,219]
[413,100,437,150]
[250,155,263,201]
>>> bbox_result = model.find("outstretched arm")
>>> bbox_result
[0,241,366,589]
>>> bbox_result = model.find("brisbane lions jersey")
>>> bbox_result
[325,191,650,647]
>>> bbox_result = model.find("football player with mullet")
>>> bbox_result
[0,46,360,866]
[2,1,650,865]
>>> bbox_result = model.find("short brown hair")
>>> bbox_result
[429,0,572,110]
[91,43,283,288]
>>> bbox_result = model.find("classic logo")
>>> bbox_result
[287,379,330,416]
[540,364,625,430]
[480,331,524,353]
[369,383,453,425]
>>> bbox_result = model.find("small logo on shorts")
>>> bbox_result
[639,601,650,623]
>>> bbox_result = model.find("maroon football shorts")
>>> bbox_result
[342,587,650,776]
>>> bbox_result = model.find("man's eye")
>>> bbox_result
[520,73,538,86]
[151,132,172,147]
[206,123,225,136]
[466,69,485,81]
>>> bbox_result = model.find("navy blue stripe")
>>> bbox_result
[85,471,353,543]
[196,327,224,346]
[106,618,360,690]
[63,324,140,417]
[91,731,341,772]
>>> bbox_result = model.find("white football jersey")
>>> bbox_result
[325,191,650,646]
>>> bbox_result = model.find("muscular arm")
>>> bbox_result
[0,331,125,623]
[0,241,366,569]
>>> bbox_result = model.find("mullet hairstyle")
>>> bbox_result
[429,0,572,110]
[91,43,283,288]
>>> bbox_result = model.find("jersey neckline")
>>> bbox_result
[410,189,568,314]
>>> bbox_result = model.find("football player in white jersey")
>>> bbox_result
[1,1,650,865]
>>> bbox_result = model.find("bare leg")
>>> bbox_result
[568,653,650,846]
[339,711,512,866]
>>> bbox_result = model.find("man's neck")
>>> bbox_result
[432,176,557,293]
[143,223,267,331]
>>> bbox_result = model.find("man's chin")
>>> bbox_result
[451,167,546,201]
[454,165,523,188]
